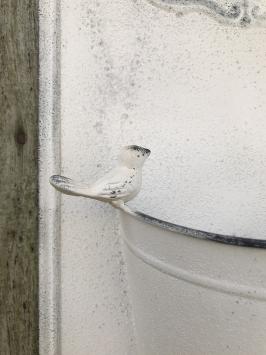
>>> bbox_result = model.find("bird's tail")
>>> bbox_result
[49,175,95,198]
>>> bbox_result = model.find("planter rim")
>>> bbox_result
[120,204,266,249]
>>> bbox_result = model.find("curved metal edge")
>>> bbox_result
[118,204,266,249]
[124,235,266,302]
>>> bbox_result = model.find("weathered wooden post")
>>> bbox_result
[0,1,39,354]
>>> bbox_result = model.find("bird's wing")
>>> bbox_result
[49,175,93,197]
[90,167,134,200]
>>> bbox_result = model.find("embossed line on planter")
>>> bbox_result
[124,236,266,302]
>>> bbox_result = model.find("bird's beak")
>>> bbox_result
[144,148,151,156]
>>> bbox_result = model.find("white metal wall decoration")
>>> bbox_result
[148,0,266,26]
[39,0,266,353]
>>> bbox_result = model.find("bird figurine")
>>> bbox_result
[49,145,151,208]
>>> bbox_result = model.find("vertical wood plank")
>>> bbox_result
[0,0,39,354]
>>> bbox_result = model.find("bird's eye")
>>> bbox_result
[137,155,140,157]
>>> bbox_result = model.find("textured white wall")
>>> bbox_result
[60,2,139,354]
[61,0,266,240]
[40,0,266,354]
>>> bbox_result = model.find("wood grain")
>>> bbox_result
[0,0,39,354]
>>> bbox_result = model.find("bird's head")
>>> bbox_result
[119,145,151,168]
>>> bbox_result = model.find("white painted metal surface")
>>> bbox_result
[39,0,266,354]
[120,208,266,355]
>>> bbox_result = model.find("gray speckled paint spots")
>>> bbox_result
[93,121,104,134]
[39,0,62,354]
[148,0,266,26]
